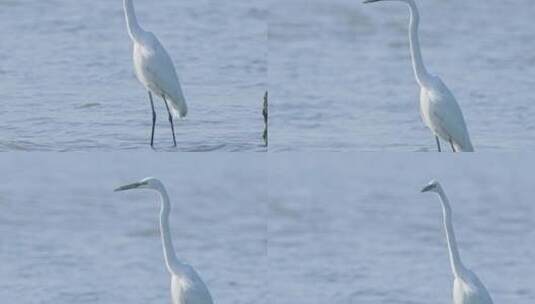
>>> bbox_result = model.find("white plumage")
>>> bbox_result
[132,33,187,119]
[115,177,214,304]
[365,0,474,152]
[124,0,187,146]
[419,76,473,152]
[421,180,494,304]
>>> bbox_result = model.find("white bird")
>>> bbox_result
[123,0,188,147]
[364,0,474,152]
[421,180,494,304]
[115,177,214,304]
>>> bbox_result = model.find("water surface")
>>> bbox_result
[0,1,267,151]
[0,154,267,303]
[269,154,535,303]
[269,0,535,151]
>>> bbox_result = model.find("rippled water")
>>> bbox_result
[0,1,267,151]
[269,154,535,303]
[0,154,533,303]
[269,0,535,151]
[0,154,267,303]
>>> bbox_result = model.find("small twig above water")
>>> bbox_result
[262,91,268,148]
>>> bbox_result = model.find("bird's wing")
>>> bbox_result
[426,78,472,149]
[467,270,495,304]
[185,283,214,304]
[176,265,214,304]
[142,32,185,102]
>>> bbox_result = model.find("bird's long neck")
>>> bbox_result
[158,188,181,274]
[123,0,145,42]
[437,188,465,278]
[406,0,431,87]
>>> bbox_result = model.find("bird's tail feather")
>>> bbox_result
[167,93,188,119]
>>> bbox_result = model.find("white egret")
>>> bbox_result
[421,180,494,304]
[124,0,188,147]
[115,177,214,304]
[364,0,474,152]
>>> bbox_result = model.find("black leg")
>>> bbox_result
[163,96,177,147]
[450,138,456,152]
[148,91,156,147]
[435,136,441,152]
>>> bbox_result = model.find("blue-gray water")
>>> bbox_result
[269,0,535,151]
[0,154,267,303]
[0,1,266,151]
[269,154,535,303]
[0,154,533,303]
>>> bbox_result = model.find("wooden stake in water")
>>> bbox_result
[263,91,268,148]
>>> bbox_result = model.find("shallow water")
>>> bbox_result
[0,1,267,151]
[269,0,535,151]
[0,154,267,303]
[268,154,535,303]
[0,154,533,303]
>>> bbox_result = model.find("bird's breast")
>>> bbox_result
[171,275,190,304]
[419,88,433,127]
[132,44,165,95]
[453,278,488,304]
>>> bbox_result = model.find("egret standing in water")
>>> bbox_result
[123,0,188,147]
[364,0,474,152]
[421,180,494,304]
[115,177,214,304]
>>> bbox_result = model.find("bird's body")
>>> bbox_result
[453,270,494,304]
[421,180,493,304]
[364,0,474,152]
[124,0,187,146]
[115,178,214,304]
[171,265,213,304]
[132,33,187,118]
[419,76,473,152]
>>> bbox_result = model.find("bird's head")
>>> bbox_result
[114,177,164,192]
[420,179,441,194]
